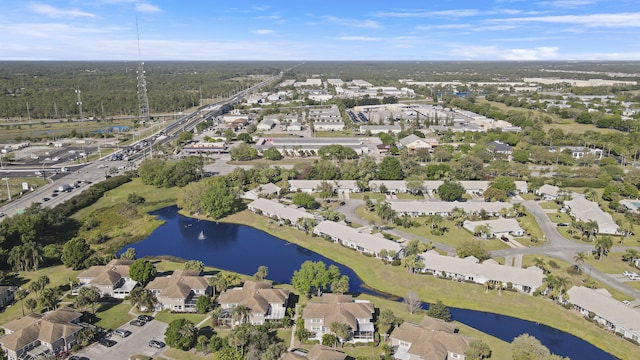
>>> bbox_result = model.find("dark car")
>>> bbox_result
[148,340,166,349]
[69,356,90,360]
[137,315,154,322]
[129,319,146,327]
[98,339,117,347]
[500,236,510,242]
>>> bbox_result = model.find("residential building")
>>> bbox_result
[549,146,603,160]
[76,259,137,299]
[257,118,276,131]
[247,198,316,224]
[313,121,345,131]
[566,286,640,343]
[145,269,211,313]
[368,180,527,195]
[242,183,282,200]
[565,195,620,234]
[255,137,367,156]
[289,180,359,194]
[0,308,83,360]
[0,286,16,308]
[217,281,289,325]
[487,140,512,157]
[536,184,561,201]
[359,125,402,135]
[419,250,544,294]
[302,294,375,343]
[388,200,512,217]
[281,344,347,360]
[313,220,404,259]
[463,218,525,238]
[308,105,341,122]
[398,134,437,151]
[390,317,472,360]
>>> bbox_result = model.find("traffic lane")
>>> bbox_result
[75,320,168,360]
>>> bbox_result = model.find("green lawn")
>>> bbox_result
[584,252,638,275]
[396,193,424,200]
[539,201,560,210]
[517,211,545,241]
[94,302,135,330]
[348,192,386,201]
[547,212,572,224]
[399,220,510,251]
[154,310,209,326]
[314,130,355,137]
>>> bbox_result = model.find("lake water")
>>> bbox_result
[119,206,616,360]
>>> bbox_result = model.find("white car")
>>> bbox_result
[623,271,639,280]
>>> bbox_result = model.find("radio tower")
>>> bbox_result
[136,19,149,122]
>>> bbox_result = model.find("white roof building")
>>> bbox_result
[314,121,345,131]
[289,180,359,194]
[419,250,544,294]
[242,183,282,200]
[247,198,315,224]
[313,221,403,259]
[463,218,525,237]
[536,184,560,200]
[565,195,620,234]
[567,286,640,342]
[359,125,402,135]
[388,200,512,217]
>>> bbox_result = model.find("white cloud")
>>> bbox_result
[135,3,161,13]
[29,2,96,18]
[493,12,640,27]
[323,16,381,29]
[416,24,472,31]
[253,29,274,35]
[374,9,480,18]
[336,36,382,42]
[448,45,560,60]
[537,0,598,8]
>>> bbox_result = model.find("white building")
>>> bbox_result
[463,218,525,238]
[565,195,620,234]
[313,220,403,259]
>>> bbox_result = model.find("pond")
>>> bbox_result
[119,206,616,360]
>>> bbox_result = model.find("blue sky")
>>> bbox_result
[1,0,639,60]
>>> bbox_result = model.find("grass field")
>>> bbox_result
[94,302,136,330]
[1,177,49,202]
[347,192,386,201]
[219,210,640,359]
[314,130,355,137]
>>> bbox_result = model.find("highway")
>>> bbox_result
[0,71,283,218]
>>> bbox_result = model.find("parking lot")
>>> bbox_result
[75,319,168,360]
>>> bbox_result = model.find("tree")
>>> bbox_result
[595,235,613,260]
[127,192,146,204]
[573,251,587,274]
[237,132,252,143]
[376,200,397,224]
[25,298,37,313]
[14,289,28,316]
[120,247,136,260]
[376,309,399,342]
[511,333,568,360]
[322,333,339,348]
[512,149,530,163]
[622,248,639,264]
[200,177,241,219]
[482,187,508,202]
[403,290,422,315]
[196,295,212,313]
[489,176,516,194]
[130,287,158,311]
[292,192,318,209]
[77,286,101,314]
[329,322,351,347]
[184,260,204,273]
[316,181,335,203]
[330,275,350,294]
[229,142,259,161]
[254,265,268,280]
[456,240,490,261]
[165,318,197,350]
[61,238,93,269]
[426,300,451,322]
[39,288,57,311]
[318,144,358,160]
[129,259,157,285]
[377,156,403,180]
[231,305,251,326]
[263,147,283,160]
[438,181,465,202]
[291,261,342,297]
[466,339,492,360]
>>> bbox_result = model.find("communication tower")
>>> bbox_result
[136,19,149,122]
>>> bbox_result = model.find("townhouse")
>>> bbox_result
[302,294,375,343]
[217,281,289,326]
[390,316,472,360]
[313,220,404,259]
[76,259,137,299]
[145,269,211,313]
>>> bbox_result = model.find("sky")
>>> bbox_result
[1,0,640,61]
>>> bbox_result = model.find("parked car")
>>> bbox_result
[98,339,117,347]
[500,236,510,242]
[69,356,90,360]
[623,271,636,278]
[129,319,146,327]
[148,340,166,349]
[114,329,131,338]
[137,315,154,322]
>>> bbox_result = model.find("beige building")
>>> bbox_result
[0,308,83,360]
[390,316,472,360]
[217,281,289,325]
[76,259,137,299]
[145,270,211,313]
[302,294,375,343]
[0,286,16,308]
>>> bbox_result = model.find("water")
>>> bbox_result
[119,206,617,360]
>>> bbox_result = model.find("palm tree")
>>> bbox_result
[595,236,613,260]
[130,288,157,312]
[25,298,37,313]
[622,249,640,265]
[533,257,549,274]
[78,286,101,314]
[512,203,525,218]
[23,241,43,271]
[8,246,25,272]
[14,289,27,316]
[573,251,587,274]
[231,305,251,326]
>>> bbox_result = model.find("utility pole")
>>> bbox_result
[76,89,84,139]
[136,18,149,123]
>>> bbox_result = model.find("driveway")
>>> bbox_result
[75,320,168,360]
